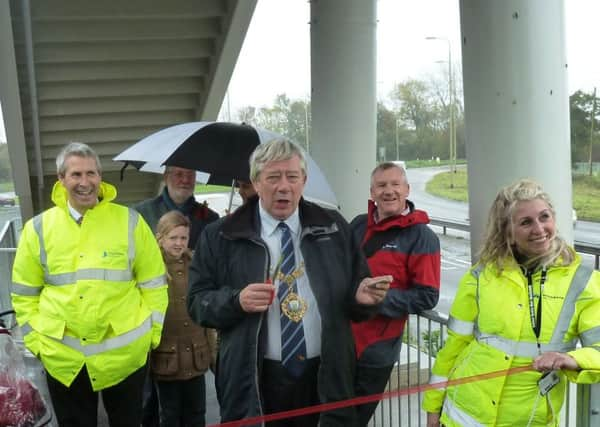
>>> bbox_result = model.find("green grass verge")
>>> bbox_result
[425,170,469,202]
[427,170,600,221]
[572,175,600,221]
[406,159,467,168]
[0,182,14,192]
[195,184,231,194]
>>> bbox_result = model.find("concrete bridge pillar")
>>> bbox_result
[310,0,377,219]
[461,0,573,257]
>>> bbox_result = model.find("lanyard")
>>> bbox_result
[526,268,547,352]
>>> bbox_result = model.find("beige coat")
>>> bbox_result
[150,251,216,381]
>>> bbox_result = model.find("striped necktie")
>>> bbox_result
[277,222,306,378]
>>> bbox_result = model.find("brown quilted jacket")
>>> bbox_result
[150,251,216,381]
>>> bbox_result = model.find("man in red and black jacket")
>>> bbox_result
[350,162,441,426]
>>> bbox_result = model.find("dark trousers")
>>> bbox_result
[155,375,206,427]
[141,373,159,427]
[353,364,395,427]
[46,364,146,427]
[260,358,320,427]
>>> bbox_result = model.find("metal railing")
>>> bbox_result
[369,311,447,426]
[430,217,600,269]
[0,216,596,426]
[0,218,20,313]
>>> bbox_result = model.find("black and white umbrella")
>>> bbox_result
[113,121,338,208]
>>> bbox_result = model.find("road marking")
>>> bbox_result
[441,257,470,270]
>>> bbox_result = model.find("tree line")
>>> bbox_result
[231,71,465,162]
[231,77,599,168]
[0,82,596,185]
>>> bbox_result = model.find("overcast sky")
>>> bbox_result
[222,0,599,115]
[1,0,598,142]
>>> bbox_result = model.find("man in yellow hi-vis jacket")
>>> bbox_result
[11,142,168,426]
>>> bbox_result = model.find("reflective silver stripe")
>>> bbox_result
[128,208,138,270]
[137,275,166,289]
[429,374,447,384]
[443,398,485,427]
[475,332,576,357]
[472,264,592,358]
[21,323,33,335]
[32,214,46,271]
[580,326,600,347]
[35,209,138,286]
[46,269,133,285]
[550,264,594,344]
[152,310,165,326]
[11,282,42,296]
[429,374,448,391]
[448,316,474,336]
[58,317,152,357]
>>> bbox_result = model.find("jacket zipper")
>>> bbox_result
[249,237,270,423]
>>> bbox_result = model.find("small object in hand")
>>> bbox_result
[265,279,275,305]
[538,370,560,396]
[368,280,388,290]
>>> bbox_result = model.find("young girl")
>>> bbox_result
[151,211,216,427]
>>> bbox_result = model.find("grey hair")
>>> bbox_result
[370,162,407,188]
[478,178,574,271]
[249,138,306,182]
[56,142,102,176]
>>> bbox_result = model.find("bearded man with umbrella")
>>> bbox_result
[134,166,219,250]
[187,138,392,426]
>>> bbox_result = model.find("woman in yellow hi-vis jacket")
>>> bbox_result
[11,143,168,426]
[423,179,600,426]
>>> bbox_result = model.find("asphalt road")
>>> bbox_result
[406,166,600,245]
[406,166,600,313]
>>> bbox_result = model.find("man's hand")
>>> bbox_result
[239,283,275,313]
[355,275,392,305]
[426,412,441,427]
[533,351,580,372]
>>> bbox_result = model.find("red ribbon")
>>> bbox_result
[208,365,534,426]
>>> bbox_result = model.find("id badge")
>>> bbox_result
[538,370,560,396]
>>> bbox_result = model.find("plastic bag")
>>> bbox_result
[0,325,52,427]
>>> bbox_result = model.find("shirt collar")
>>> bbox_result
[373,204,410,223]
[258,202,300,237]
[67,201,83,222]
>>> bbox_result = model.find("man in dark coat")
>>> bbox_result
[188,138,392,427]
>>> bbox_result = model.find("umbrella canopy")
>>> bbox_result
[113,122,339,208]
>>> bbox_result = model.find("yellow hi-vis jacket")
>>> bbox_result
[422,255,600,426]
[11,181,168,391]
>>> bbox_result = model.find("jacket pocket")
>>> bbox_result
[31,313,66,340]
[151,347,178,375]
[192,341,210,372]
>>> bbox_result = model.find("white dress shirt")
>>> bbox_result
[259,203,322,360]
[67,201,83,224]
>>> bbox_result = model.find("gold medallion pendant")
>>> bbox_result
[281,292,307,322]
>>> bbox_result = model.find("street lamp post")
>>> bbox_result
[426,36,455,188]
[395,118,400,160]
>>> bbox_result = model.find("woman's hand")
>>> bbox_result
[533,351,580,372]
[427,412,441,427]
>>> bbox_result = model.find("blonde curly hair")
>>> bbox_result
[478,179,574,271]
